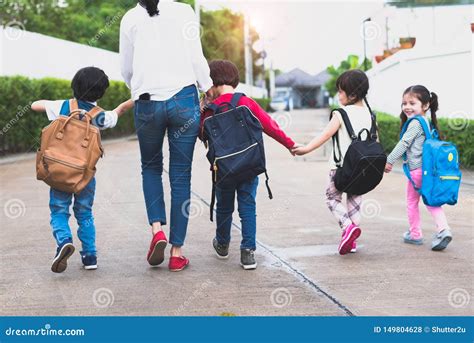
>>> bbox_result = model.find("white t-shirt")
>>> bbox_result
[43,100,118,130]
[120,2,213,101]
[329,104,373,170]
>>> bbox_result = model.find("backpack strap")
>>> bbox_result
[330,108,356,167]
[363,98,378,140]
[230,93,244,108]
[337,108,357,140]
[69,99,78,111]
[87,106,104,119]
[68,99,103,121]
[264,172,273,200]
[401,115,431,194]
[210,175,216,222]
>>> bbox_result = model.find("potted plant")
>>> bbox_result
[383,49,392,58]
[399,37,416,49]
[375,55,385,63]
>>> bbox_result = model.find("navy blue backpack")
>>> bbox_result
[202,93,273,221]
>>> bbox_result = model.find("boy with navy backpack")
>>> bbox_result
[385,85,460,251]
[200,60,295,270]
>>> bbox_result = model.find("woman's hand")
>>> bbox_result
[384,163,393,173]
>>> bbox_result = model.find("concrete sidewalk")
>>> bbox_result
[0,109,472,316]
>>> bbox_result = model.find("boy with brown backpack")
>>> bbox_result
[32,66,132,273]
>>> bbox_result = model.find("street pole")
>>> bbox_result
[363,17,371,71]
[244,14,253,86]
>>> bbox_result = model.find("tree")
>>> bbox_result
[0,0,262,84]
[200,8,262,82]
[324,55,372,97]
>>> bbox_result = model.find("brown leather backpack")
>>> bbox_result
[36,99,104,194]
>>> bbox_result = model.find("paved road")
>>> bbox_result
[0,109,472,316]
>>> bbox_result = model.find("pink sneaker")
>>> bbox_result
[350,241,357,253]
[338,224,361,255]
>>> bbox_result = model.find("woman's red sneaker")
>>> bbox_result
[147,231,167,266]
[168,256,189,272]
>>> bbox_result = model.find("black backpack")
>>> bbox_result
[331,100,386,195]
[202,93,272,221]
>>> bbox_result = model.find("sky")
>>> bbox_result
[199,0,473,75]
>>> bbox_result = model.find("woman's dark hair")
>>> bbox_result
[335,69,369,105]
[139,0,160,17]
[209,60,240,88]
[71,67,110,102]
[400,85,440,135]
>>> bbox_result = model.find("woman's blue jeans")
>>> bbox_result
[134,85,200,247]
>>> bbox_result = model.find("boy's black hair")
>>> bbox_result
[71,67,110,103]
[209,60,240,88]
[335,69,369,105]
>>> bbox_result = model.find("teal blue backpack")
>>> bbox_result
[401,115,461,207]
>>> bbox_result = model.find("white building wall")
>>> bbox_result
[0,26,123,81]
[367,47,472,119]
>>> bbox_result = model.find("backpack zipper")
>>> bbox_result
[43,155,86,170]
[212,142,259,182]
[439,175,460,180]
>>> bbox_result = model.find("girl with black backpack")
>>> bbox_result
[293,70,384,255]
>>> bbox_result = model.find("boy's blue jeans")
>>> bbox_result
[215,177,259,250]
[49,177,96,255]
[134,85,200,247]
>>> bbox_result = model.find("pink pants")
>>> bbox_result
[406,168,450,239]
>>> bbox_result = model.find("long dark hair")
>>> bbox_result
[139,0,159,17]
[400,85,440,135]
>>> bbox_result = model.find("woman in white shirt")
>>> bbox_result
[120,0,213,272]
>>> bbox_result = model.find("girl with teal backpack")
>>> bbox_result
[385,85,460,251]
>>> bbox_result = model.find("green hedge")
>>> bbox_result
[0,76,274,156]
[254,98,271,111]
[376,111,474,168]
[0,76,134,155]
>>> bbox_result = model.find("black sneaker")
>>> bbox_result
[51,239,75,273]
[81,254,98,270]
[212,238,229,259]
[240,249,257,270]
